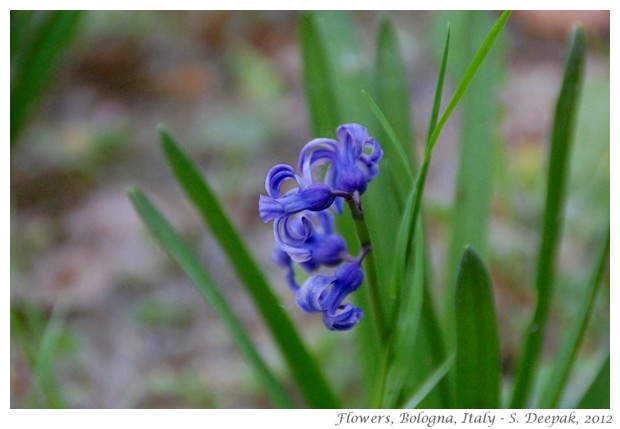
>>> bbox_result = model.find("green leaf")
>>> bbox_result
[454,247,501,409]
[158,127,340,408]
[385,23,450,319]
[445,11,500,329]
[427,11,511,155]
[11,11,83,143]
[373,26,452,408]
[510,26,586,409]
[376,17,415,167]
[576,356,610,409]
[403,353,455,409]
[128,188,295,408]
[299,13,340,137]
[362,91,414,192]
[379,222,426,408]
[539,228,609,408]
[311,11,373,126]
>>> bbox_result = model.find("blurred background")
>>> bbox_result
[10,11,609,408]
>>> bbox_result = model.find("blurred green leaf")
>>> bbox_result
[299,13,340,137]
[379,222,426,408]
[403,353,455,409]
[445,11,500,328]
[158,127,340,408]
[510,26,586,408]
[576,356,610,409]
[376,26,452,409]
[11,11,83,144]
[454,247,501,409]
[129,188,294,408]
[539,228,609,408]
[376,17,415,167]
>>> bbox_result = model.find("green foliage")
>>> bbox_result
[510,26,587,408]
[454,247,501,408]
[129,188,295,408]
[158,128,340,408]
[11,11,84,144]
[127,10,607,410]
[539,229,609,408]
[576,356,610,409]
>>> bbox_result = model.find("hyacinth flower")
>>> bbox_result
[299,123,383,212]
[273,210,347,271]
[258,164,337,223]
[258,123,382,331]
[295,250,368,331]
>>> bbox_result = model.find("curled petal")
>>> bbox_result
[298,138,339,174]
[337,123,368,157]
[258,194,284,223]
[323,303,363,331]
[296,274,335,313]
[260,184,335,223]
[265,164,300,198]
[321,261,364,312]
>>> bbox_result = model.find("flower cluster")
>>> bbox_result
[258,124,383,331]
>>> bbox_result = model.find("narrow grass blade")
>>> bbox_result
[129,188,294,408]
[374,25,452,408]
[379,223,426,408]
[454,247,501,408]
[510,26,586,409]
[299,13,340,137]
[576,356,610,409]
[539,228,609,408]
[390,23,450,306]
[427,11,511,154]
[11,11,83,143]
[428,25,451,140]
[446,11,500,329]
[376,17,415,166]
[362,91,414,190]
[159,128,340,408]
[403,354,455,409]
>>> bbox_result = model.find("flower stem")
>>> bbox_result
[346,197,389,345]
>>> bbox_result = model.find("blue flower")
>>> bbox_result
[258,164,336,223]
[298,124,383,212]
[273,210,347,271]
[258,124,382,331]
[295,260,365,331]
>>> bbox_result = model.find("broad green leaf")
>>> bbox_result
[129,188,294,408]
[299,13,340,137]
[312,11,373,126]
[539,228,609,408]
[376,17,415,167]
[158,128,340,408]
[11,11,83,143]
[445,11,500,332]
[454,247,501,409]
[403,354,455,409]
[576,356,610,409]
[510,26,586,408]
